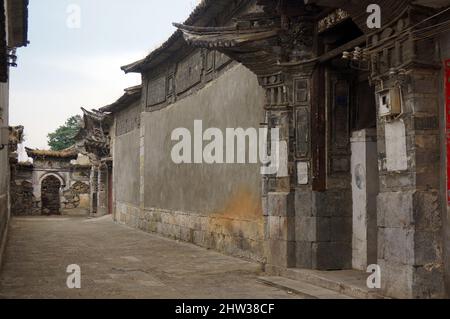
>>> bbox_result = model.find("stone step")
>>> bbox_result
[277,268,386,299]
[258,276,354,299]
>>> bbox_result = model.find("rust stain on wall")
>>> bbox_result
[213,188,262,220]
[208,187,264,251]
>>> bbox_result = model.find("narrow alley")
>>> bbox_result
[0,215,306,299]
[2,0,450,302]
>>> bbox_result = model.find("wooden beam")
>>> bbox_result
[318,35,366,63]
[311,64,327,192]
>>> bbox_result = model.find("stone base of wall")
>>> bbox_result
[10,181,40,216]
[377,190,445,298]
[294,189,353,270]
[115,202,265,263]
[0,194,9,268]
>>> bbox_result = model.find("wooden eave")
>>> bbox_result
[99,86,142,114]
[1,0,7,82]
[121,0,246,74]
[25,147,78,160]
[7,0,29,48]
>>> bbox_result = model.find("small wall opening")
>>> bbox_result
[41,175,62,215]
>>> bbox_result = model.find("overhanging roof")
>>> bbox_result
[7,0,29,48]
[1,0,29,82]
[122,0,423,76]
[121,0,234,74]
[25,147,78,160]
[99,85,142,113]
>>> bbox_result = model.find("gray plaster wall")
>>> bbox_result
[143,63,265,214]
[0,81,9,265]
[118,64,268,261]
[113,103,141,206]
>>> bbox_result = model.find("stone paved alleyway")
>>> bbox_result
[0,216,301,299]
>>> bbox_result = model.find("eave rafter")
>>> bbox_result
[174,1,322,76]
[174,18,284,74]
[76,108,112,158]
[173,23,279,49]
[174,0,417,77]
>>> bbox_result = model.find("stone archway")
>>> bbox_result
[41,175,62,215]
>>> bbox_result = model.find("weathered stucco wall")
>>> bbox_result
[113,102,140,206]
[143,63,265,214]
[0,81,9,265]
[439,32,450,297]
[117,63,267,261]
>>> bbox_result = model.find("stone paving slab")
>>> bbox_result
[0,216,303,299]
[258,277,354,299]
[278,268,386,299]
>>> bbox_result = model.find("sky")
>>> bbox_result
[10,0,200,153]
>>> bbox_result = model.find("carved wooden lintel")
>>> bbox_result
[318,8,350,33]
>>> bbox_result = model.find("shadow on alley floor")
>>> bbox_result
[0,215,302,299]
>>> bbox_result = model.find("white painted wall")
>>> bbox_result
[351,129,379,270]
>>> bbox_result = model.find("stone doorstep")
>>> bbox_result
[271,268,387,299]
[258,277,354,299]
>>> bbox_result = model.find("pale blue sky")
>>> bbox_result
[10,0,199,150]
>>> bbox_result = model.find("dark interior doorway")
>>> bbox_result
[108,166,113,215]
[41,175,61,215]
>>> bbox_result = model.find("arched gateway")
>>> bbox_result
[41,175,62,215]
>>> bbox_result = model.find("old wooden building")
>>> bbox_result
[80,0,450,298]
